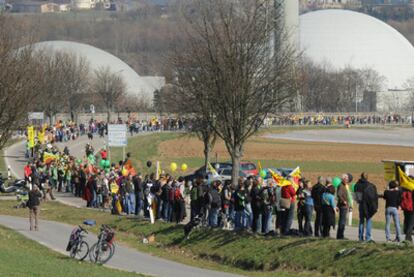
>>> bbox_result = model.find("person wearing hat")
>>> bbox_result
[27,185,42,231]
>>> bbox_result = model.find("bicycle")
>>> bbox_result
[66,225,89,261]
[89,224,116,264]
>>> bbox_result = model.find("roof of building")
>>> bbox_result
[300,9,414,90]
[33,40,164,100]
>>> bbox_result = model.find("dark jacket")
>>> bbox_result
[311,183,325,209]
[27,190,42,209]
[355,178,378,218]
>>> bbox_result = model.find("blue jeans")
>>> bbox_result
[135,194,143,216]
[385,207,401,241]
[235,210,244,230]
[358,206,372,241]
[244,204,253,229]
[263,206,273,233]
[209,207,219,227]
[128,193,135,215]
[304,204,313,236]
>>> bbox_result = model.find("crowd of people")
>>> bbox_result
[268,114,411,126]
[22,139,414,243]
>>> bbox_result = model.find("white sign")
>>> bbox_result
[108,124,127,147]
[28,112,44,120]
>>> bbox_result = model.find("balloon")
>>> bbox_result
[260,170,267,178]
[105,168,110,173]
[105,160,111,168]
[122,168,129,176]
[181,163,188,172]
[332,177,342,188]
[76,159,82,164]
[170,162,177,172]
[100,159,106,168]
[146,161,152,168]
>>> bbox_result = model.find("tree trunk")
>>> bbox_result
[231,146,242,187]
[204,140,210,175]
[107,110,111,123]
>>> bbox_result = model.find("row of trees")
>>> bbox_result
[298,58,384,112]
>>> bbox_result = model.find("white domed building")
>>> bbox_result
[299,9,414,112]
[33,40,165,103]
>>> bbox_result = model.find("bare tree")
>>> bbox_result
[0,15,42,149]
[58,52,90,121]
[170,0,297,185]
[92,66,126,123]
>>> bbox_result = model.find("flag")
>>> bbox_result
[258,161,263,174]
[43,152,57,164]
[268,169,291,187]
[207,162,220,178]
[288,166,301,192]
[27,126,35,148]
[398,167,414,191]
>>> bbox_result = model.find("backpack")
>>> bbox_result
[401,190,413,212]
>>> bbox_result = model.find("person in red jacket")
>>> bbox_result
[281,178,296,235]
[24,162,32,184]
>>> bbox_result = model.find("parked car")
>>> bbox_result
[240,162,258,177]
[183,162,232,182]
[216,168,247,181]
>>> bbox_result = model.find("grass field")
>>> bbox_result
[0,224,145,277]
[0,200,413,277]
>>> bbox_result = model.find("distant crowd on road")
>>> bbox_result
[267,114,411,126]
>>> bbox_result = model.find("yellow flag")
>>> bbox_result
[27,126,35,148]
[207,162,220,178]
[258,161,263,173]
[268,169,291,187]
[398,167,414,191]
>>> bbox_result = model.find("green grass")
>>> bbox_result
[0,200,412,277]
[108,132,181,175]
[0,224,146,277]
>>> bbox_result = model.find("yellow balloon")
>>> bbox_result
[170,162,177,172]
[181,163,188,171]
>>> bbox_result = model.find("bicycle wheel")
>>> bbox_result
[89,242,113,264]
[74,241,89,261]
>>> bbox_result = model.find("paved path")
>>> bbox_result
[0,215,240,277]
[265,128,414,147]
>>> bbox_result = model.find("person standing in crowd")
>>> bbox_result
[221,181,232,230]
[190,178,203,220]
[234,183,247,231]
[355,172,378,242]
[133,174,144,216]
[401,186,414,242]
[312,176,326,237]
[336,174,351,239]
[27,185,42,231]
[382,180,402,242]
[251,178,263,233]
[303,180,314,236]
[296,179,305,234]
[261,180,275,234]
[209,181,222,228]
[322,185,336,237]
[281,177,296,235]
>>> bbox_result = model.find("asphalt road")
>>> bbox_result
[264,128,414,147]
[0,215,240,277]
